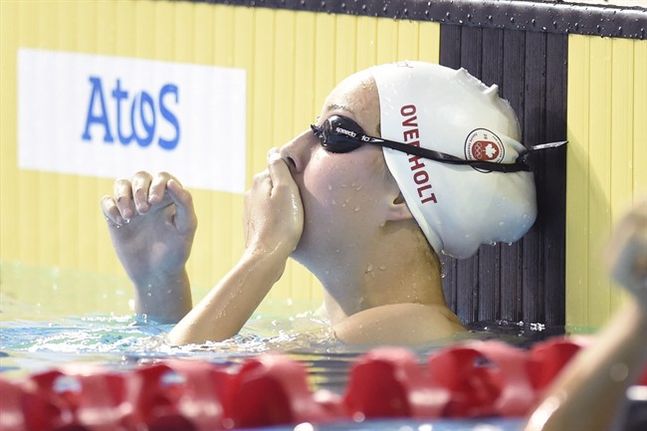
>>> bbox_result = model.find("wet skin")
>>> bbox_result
[102,69,464,345]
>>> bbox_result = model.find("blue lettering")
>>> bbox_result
[81,76,114,142]
[158,84,180,150]
[131,92,156,148]
[111,79,133,145]
[83,76,180,150]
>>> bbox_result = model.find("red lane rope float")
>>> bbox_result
[1,337,645,431]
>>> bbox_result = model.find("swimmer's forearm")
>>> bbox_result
[525,299,647,431]
[167,250,287,345]
[133,268,192,324]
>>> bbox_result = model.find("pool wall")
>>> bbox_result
[0,0,645,328]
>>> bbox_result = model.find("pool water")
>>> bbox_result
[0,261,594,430]
[0,309,567,431]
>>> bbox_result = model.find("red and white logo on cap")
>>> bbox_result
[464,128,505,172]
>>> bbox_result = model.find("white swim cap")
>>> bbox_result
[371,61,537,259]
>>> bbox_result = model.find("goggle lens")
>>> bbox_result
[311,116,365,153]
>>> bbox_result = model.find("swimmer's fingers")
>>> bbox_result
[131,171,153,214]
[166,179,197,235]
[252,169,273,197]
[148,172,178,206]
[114,178,136,221]
[608,200,647,298]
[267,152,298,197]
[101,195,123,226]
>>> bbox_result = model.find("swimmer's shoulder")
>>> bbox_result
[333,303,466,346]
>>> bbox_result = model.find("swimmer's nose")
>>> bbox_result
[279,129,314,174]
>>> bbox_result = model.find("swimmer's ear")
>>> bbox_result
[385,193,413,222]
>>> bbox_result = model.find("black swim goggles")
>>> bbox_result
[310,115,566,173]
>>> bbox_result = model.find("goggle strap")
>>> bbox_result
[367,135,531,173]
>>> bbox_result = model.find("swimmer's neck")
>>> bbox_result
[316,226,448,325]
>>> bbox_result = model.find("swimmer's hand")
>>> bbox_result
[168,153,304,344]
[101,172,195,322]
[607,197,647,306]
[244,149,304,260]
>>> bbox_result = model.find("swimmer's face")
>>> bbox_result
[279,70,405,266]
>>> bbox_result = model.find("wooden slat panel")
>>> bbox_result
[438,24,462,313]
[478,28,504,322]
[543,33,567,326]
[522,31,546,324]
[439,25,568,326]
[498,29,526,324]
[456,26,483,323]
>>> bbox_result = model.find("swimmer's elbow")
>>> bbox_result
[167,321,234,346]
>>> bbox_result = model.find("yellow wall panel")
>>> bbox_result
[566,35,647,327]
[397,20,419,60]
[634,41,647,199]
[377,16,399,64]
[609,38,635,312]
[587,37,613,326]
[0,1,19,266]
[356,16,378,70]
[566,35,591,328]
[418,22,440,64]
[0,0,440,317]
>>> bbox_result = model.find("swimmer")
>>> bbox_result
[525,198,647,431]
[101,62,541,345]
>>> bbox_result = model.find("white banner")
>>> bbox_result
[18,48,247,193]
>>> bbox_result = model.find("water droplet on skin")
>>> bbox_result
[353,207,360,212]
[328,185,332,191]
[335,249,341,254]
[342,203,346,208]
[147,292,152,297]
[355,185,363,191]
[331,199,337,205]
[378,266,386,271]
[366,264,373,273]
